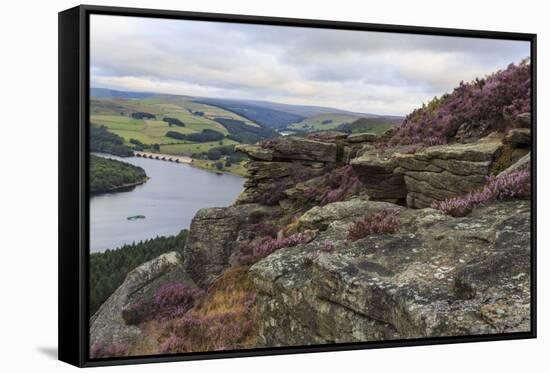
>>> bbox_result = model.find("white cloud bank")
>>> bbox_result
[90,15,529,116]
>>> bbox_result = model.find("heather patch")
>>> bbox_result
[304,165,364,206]
[432,170,530,217]
[236,232,313,265]
[347,209,401,242]
[389,61,530,146]
[122,282,204,325]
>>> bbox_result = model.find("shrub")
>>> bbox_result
[432,170,530,217]
[255,182,287,206]
[254,233,310,257]
[159,309,256,353]
[154,283,204,318]
[121,298,152,326]
[236,232,311,264]
[303,165,364,206]
[157,266,258,353]
[347,209,401,241]
[122,282,204,325]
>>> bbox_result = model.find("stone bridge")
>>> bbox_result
[133,151,192,164]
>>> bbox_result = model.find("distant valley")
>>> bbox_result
[90,87,403,175]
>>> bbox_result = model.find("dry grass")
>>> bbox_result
[137,265,258,354]
[195,265,256,317]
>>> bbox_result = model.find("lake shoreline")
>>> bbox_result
[90,153,244,252]
[133,150,246,177]
[189,159,247,177]
[90,176,150,196]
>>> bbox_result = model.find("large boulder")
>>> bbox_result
[90,252,192,350]
[249,200,531,347]
[236,161,328,205]
[395,135,503,208]
[306,131,349,142]
[298,198,400,231]
[235,144,274,161]
[350,152,407,203]
[269,137,338,162]
[235,137,340,206]
[183,203,278,287]
[236,137,338,163]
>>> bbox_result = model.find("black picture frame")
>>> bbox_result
[59,4,537,368]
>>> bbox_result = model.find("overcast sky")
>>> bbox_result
[90,15,529,116]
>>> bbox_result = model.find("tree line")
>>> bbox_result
[163,117,185,127]
[89,155,147,193]
[129,138,160,152]
[166,129,225,142]
[89,230,189,315]
[131,112,156,120]
[90,124,134,156]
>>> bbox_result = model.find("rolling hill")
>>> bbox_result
[90,88,404,158]
[192,97,307,129]
[91,88,403,130]
[90,95,259,157]
[90,88,155,100]
[288,113,363,131]
[336,117,403,135]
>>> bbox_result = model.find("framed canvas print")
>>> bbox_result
[58,5,537,367]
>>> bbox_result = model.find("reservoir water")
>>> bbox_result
[90,154,244,252]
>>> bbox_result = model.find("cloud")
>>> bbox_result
[90,15,529,116]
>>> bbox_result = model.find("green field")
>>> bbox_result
[132,96,258,126]
[191,159,247,177]
[160,139,239,156]
[289,113,361,131]
[90,97,259,156]
[338,117,401,135]
[347,122,395,135]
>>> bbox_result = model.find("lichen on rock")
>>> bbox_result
[249,200,530,346]
[395,134,504,208]
[90,252,193,353]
